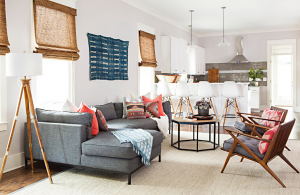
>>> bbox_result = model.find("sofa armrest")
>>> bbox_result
[162,101,172,129]
[24,122,88,166]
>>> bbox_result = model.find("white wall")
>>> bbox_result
[198,30,300,109]
[75,0,197,106]
[0,0,32,172]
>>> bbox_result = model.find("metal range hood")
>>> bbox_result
[230,36,250,63]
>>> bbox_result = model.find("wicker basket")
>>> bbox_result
[156,75,181,83]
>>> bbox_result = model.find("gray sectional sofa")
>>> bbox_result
[24,101,171,184]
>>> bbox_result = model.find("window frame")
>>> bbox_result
[0,55,7,131]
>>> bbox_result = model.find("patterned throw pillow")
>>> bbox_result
[90,107,108,131]
[144,101,160,118]
[259,126,278,154]
[260,108,282,128]
[122,96,143,118]
[142,94,165,116]
[126,102,146,119]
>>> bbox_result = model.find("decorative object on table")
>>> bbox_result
[221,119,298,188]
[156,75,181,83]
[187,10,196,52]
[144,101,160,119]
[193,115,214,120]
[111,129,153,166]
[249,68,264,86]
[139,30,157,67]
[194,100,211,116]
[0,53,53,184]
[218,7,230,47]
[126,102,146,119]
[208,67,219,83]
[87,33,129,80]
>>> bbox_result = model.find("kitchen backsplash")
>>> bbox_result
[155,61,267,86]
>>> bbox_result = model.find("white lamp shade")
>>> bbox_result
[6,53,43,77]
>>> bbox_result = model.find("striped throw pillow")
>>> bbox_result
[126,102,146,119]
[90,106,108,131]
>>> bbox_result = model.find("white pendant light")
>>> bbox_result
[218,7,230,47]
[187,10,196,52]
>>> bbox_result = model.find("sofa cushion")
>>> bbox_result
[92,103,118,121]
[82,130,163,159]
[223,135,265,160]
[113,102,123,118]
[106,118,158,131]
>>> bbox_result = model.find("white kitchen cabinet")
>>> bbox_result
[187,46,206,75]
[249,87,261,111]
[161,36,187,74]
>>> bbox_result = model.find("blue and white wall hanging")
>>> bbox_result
[87,33,129,80]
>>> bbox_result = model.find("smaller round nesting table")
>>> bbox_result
[171,117,220,152]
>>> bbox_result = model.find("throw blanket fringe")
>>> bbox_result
[112,129,153,166]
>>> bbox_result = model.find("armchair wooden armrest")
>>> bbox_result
[248,116,281,123]
[237,112,261,117]
[225,128,271,142]
[244,123,272,130]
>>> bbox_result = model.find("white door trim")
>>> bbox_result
[267,39,297,110]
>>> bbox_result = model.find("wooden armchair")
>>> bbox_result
[237,106,288,136]
[221,119,298,188]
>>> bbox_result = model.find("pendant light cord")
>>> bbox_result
[223,8,224,39]
[191,11,193,44]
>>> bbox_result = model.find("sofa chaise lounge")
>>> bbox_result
[24,101,171,184]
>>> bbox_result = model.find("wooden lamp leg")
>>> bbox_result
[0,86,24,182]
[24,82,53,184]
[24,87,34,172]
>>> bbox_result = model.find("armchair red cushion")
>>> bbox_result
[259,126,278,154]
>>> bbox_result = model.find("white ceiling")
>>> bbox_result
[122,0,300,37]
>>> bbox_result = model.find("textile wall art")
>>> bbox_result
[87,33,129,80]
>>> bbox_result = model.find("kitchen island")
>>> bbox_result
[155,82,251,126]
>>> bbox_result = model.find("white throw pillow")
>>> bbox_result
[62,99,78,112]
[130,92,150,100]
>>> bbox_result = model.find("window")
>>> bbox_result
[35,59,74,110]
[138,30,157,68]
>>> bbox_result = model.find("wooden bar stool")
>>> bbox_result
[220,81,241,126]
[174,81,194,117]
[197,81,218,119]
[157,81,175,114]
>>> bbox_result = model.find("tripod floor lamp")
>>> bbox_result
[0,53,53,184]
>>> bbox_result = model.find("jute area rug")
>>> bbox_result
[12,132,300,195]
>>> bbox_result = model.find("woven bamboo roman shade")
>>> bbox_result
[33,0,79,61]
[0,0,10,55]
[139,31,157,67]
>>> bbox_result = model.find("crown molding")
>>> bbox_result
[198,27,300,37]
[122,0,202,37]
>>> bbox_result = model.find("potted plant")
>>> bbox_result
[249,68,264,86]
[194,100,211,116]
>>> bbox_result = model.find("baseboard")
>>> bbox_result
[0,152,24,173]
[260,105,267,111]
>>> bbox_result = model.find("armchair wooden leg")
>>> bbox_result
[285,146,291,151]
[240,157,244,162]
[261,163,286,188]
[221,140,238,173]
[279,154,299,173]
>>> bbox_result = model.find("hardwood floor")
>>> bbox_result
[0,107,299,194]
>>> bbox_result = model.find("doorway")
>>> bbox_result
[267,39,296,109]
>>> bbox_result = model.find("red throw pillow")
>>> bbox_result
[142,94,165,116]
[260,108,282,128]
[77,102,99,136]
[259,126,278,154]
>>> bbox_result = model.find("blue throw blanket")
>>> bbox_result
[111,129,153,166]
